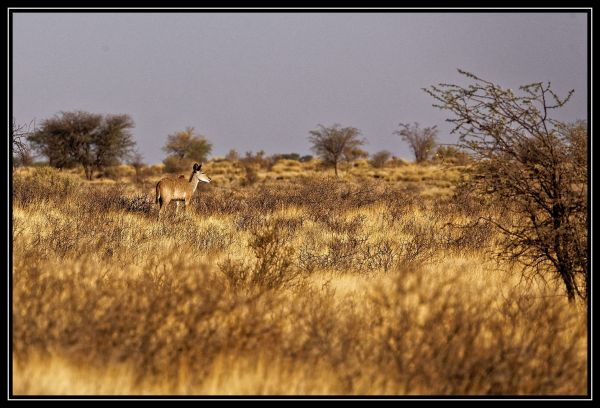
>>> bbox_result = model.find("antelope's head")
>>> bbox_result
[191,162,212,184]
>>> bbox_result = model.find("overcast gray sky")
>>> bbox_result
[12,12,588,164]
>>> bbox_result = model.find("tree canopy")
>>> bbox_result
[424,70,587,301]
[28,111,136,180]
[308,124,366,176]
[163,127,212,161]
[394,122,438,163]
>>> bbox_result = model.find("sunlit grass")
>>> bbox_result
[11,163,587,395]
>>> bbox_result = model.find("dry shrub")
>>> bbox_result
[14,256,239,386]
[234,212,265,231]
[398,218,440,265]
[13,167,80,206]
[366,268,587,395]
[76,184,127,213]
[361,239,398,272]
[433,192,497,254]
[320,214,366,235]
[117,193,153,214]
[383,196,420,224]
[193,188,248,215]
[220,223,301,293]
[440,218,495,253]
[322,235,370,271]
[242,163,259,186]
[13,250,587,395]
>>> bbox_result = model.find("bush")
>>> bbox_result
[370,150,392,168]
[220,223,300,293]
[162,155,193,174]
[13,167,81,206]
[242,164,259,186]
[434,145,470,165]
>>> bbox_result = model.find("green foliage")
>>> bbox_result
[94,114,136,169]
[163,127,212,164]
[28,111,136,180]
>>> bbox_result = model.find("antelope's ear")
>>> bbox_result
[198,163,203,170]
[193,163,200,171]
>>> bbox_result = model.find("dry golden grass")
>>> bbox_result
[11,162,587,396]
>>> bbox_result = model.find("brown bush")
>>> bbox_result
[13,167,80,206]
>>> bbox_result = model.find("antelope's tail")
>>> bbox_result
[155,183,160,204]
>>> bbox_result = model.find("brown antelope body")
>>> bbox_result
[156,163,211,218]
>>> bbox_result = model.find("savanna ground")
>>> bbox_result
[12,159,588,395]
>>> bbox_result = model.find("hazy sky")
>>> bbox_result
[12,12,588,164]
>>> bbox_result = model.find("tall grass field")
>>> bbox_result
[11,160,587,395]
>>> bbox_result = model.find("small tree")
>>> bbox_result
[308,124,366,176]
[28,111,135,180]
[163,127,212,171]
[225,149,240,162]
[424,70,588,301]
[394,122,438,163]
[11,118,35,168]
[241,150,268,169]
[129,151,146,184]
[370,150,392,168]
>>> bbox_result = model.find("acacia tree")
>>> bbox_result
[394,122,438,163]
[163,127,212,172]
[28,111,136,180]
[308,124,366,176]
[424,70,588,301]
[225,149,240,162]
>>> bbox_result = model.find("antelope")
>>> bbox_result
[156,162,211,218]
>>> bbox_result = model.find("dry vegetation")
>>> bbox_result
[12,159,587,396]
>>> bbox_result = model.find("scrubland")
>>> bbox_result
[11,160,587,395]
